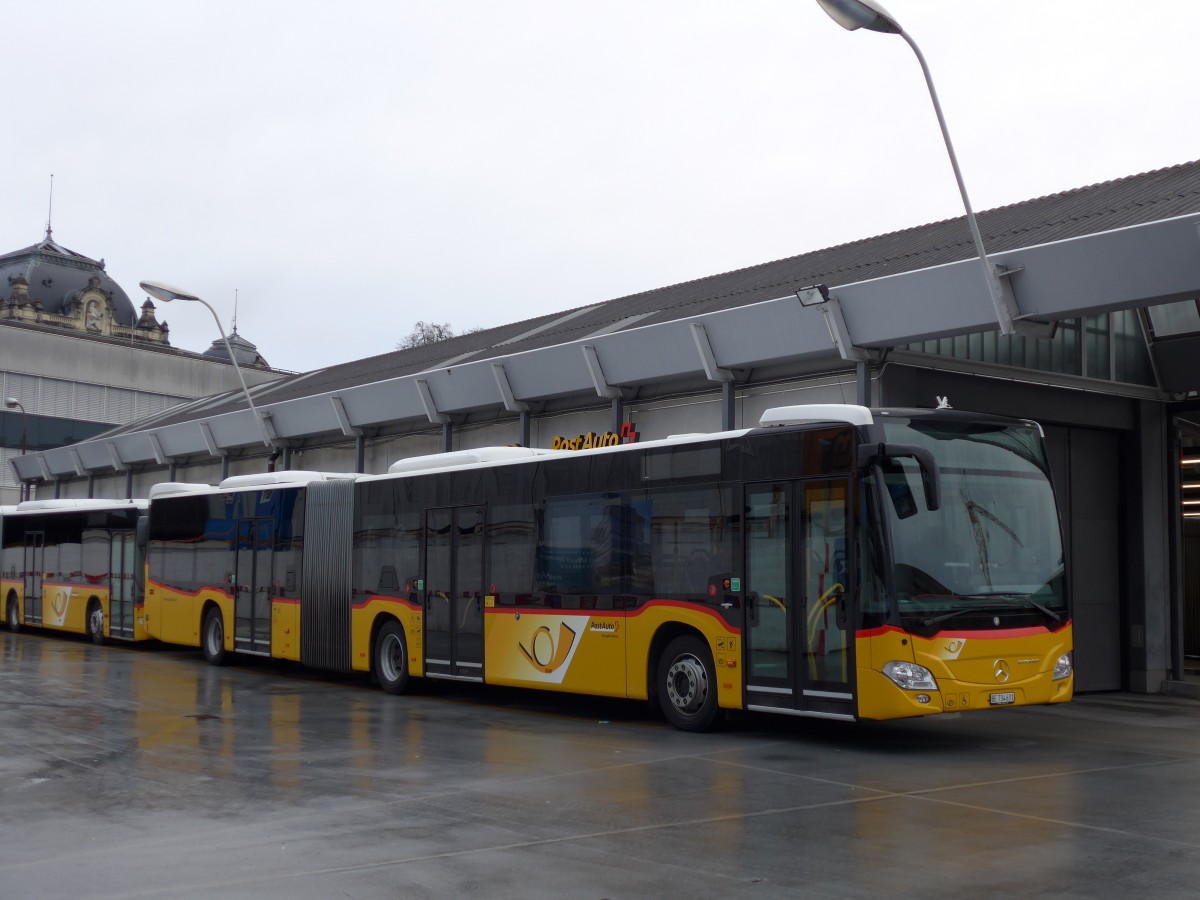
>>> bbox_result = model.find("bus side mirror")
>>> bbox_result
[858,442,941,513]
[136,514,149,548]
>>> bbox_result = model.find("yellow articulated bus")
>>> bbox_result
[142,404,1072,731]
[1,498,149,643]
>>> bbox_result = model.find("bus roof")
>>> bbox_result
[760,404,873,427]
[386,446,565,475]
[10,498,148,513]
[148,471,357,501]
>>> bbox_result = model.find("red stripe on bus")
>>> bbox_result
[857,620,1072,640]
[351,594,421,612]
[484,598,741,634]
[145,578,233,601]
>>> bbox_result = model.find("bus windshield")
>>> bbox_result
[875,417,1066,630]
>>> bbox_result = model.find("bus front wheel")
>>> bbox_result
[202,608,228,666]
[657,635,722,732]
[374,621,410,696]
[5,595,19,633]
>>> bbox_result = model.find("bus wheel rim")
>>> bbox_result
[89,606,103,637]
[207,616,222,654]
[380,634,403,682]
[666,654,708,714]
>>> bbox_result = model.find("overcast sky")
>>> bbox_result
[6,1,1199,373]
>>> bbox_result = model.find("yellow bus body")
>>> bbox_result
[856,623,1074,720]
[2,576,150,642]
[145,575,1072,723]
[144,579,229,649]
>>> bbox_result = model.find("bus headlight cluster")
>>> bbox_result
[882,661,938,691]
[1052,652,1073,681]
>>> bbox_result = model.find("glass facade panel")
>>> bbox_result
[903,313,1154,386]
[1085,315,1110,379]
[1113,309,1155,385]
[1,412,113,452]
[1147,300,1200,337]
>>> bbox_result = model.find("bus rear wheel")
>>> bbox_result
[657,635,722,732]
[86,601,107,645]
[5,595,19,633]
[374,621,409,695]
[202,608,228,666]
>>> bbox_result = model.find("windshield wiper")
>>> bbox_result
[916,592,1062,627]
[961,591,1062,623]
[920,607,976,627]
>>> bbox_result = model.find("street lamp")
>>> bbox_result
[815,0,1017,335]
[139,280,274,447]
[5,397,28,501]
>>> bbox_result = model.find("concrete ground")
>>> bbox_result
[2,631,1198,900]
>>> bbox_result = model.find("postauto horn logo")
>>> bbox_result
[519,622,578,674]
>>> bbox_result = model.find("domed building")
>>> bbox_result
[202,327,270,368]
[2,227,285,503]
[1,228,168,344]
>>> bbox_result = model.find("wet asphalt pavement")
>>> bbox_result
[2,630,1198,899]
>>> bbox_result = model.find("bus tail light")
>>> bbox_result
[882,661,938,691]
[1053,652,1073,681]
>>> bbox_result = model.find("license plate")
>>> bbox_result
[989,692,1016,706]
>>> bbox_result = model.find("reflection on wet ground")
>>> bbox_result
[2,631,1198,898]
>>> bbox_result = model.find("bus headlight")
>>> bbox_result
[882,661,938,691]
[1052,652,1073,680]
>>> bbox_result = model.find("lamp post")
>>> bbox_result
[138,280,274,447]
[815,0,1017,335]
[5,397,28,501]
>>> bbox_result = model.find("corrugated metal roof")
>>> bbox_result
[100,159,1200,436]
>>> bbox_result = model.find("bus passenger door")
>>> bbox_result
[109,531,137,639]
[743,480,854,719]
[800,480,853,710]
[24,532,45,625]
[744,485,792,695]
[234,517,273,655]
[423,505,485,681]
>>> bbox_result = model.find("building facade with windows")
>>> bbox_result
[12,161,1200,698]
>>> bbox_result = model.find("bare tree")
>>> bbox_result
[397,320,455,350]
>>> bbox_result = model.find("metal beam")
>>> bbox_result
[67,447,86,477]
[198,421,224,457]
[106,441,124,472]
[582,344,622,398]
[259,411,280,442]
[492,363,529,412]
[147,433,167,466]
[690,322,734,382]
[415,379,449,424]
[722,380,735,431]
[817,295,870,362]
[838,213,1200,346]
[856,360,872,407]
[330,395,361,437]
[14,212,1200,484]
